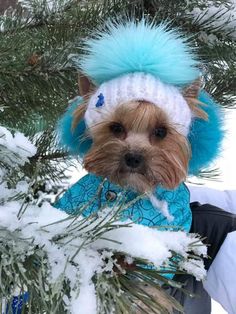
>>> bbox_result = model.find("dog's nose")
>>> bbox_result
[124,153,143,168]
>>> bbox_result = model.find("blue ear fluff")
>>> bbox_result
[188,90,224,175]
[56,96,92,157]
[78,19,200,86]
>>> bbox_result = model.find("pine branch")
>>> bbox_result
[0,197,206,314]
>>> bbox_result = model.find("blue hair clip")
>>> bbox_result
[96,93,104,107]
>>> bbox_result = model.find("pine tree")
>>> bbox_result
[0,0,235,313]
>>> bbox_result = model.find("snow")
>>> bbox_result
[0,199,206,314]
[70,250,102,314]
[0,127,37,203]
[93,221,207,270]
[188,1,236,41]
[149,193,174,222]
[0,127,37,167]
[0,180,29,202]
[179,259,206,280]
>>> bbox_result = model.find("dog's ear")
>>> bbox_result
[78,73,95,96]
[183,78,201,99]
[73,73,95,129]
[183,78,208,120]
[72,102,87,130]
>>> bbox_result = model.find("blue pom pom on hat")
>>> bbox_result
[78,19,200,86]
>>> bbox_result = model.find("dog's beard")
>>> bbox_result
[84,136,190,193]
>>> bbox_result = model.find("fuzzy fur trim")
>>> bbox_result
[77,19,200,86]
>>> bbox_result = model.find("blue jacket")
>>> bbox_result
[54,174,192,232]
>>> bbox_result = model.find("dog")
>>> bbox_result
[56,20,225,314]
[73,75,206,194]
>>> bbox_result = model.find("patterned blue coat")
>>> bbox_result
[54,173,192,232]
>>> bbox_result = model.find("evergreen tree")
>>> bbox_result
[0,0,235,313]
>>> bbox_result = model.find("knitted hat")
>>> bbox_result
[77,19,200,136]
[85,72,191,136]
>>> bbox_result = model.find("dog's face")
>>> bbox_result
[74,76,205,193]
[82,101,190,193]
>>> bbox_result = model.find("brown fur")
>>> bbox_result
[82,101,191,193]
[183,78,208,120]
[78,73,95,96]
[72,102,87,130]
[185,97,208,120]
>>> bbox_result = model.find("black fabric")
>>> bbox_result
[190,202,236,270]
[168,202,236,313]
[166,275,211,314]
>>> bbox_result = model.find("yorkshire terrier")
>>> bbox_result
[73,76,206,194]
[56,20,227,314]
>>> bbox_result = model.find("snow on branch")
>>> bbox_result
[0,200,206,314]
[188,1,236,42]
[0,126,37,202]
[0,126,37,167]
[0,126,206,313]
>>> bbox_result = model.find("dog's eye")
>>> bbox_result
[153,126,167,139]
[109,122,126,138]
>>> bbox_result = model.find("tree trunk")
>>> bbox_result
[0,0,17,13]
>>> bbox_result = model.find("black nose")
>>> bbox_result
[124,153,143,168]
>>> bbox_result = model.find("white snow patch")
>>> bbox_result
[0,127,37,167]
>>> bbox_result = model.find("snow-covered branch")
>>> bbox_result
[0,200,206,314]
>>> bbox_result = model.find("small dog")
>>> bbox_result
[56,20,225,314]
[73,76,206,194]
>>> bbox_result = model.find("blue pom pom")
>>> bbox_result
[77,19,199,86]
[188,90,224,175]
[56,97,92,156]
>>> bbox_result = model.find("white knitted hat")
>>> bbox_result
[85,72,192,136]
